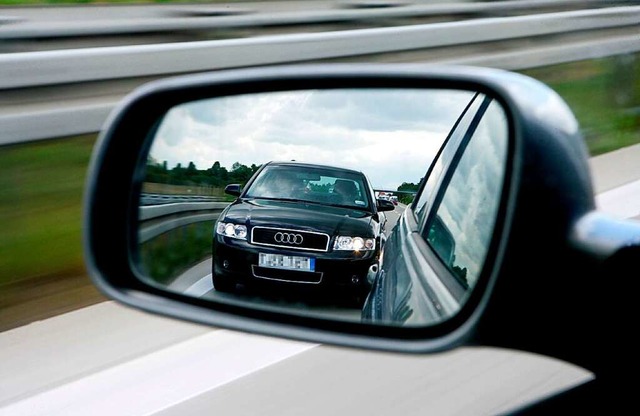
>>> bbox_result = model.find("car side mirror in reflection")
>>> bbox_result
[84,64,640,378]
[224,184,242,197]
[377,199,395,212]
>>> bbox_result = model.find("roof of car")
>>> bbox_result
[264,160,364,176]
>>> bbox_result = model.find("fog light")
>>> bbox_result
[351,275,360,284]
[367,264,378,285]
[223,260,230,269]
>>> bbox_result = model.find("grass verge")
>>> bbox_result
[521,55,640,156]
[0,134,96,288]
[140,221,214,286]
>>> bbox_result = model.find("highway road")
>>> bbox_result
[2,144,639,415]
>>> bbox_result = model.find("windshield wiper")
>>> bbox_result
[323,203,371,212]
[253,197,307,203]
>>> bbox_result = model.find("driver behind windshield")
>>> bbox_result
[246,164,370,210]
[249,170,303,199]
[332,179,359,205]
[273,172,304,198]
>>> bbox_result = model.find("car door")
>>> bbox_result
[365,92,509,327]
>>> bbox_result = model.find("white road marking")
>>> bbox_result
[596,178,640,219]
[0,301,209,408]
[0,330,317,416]
[184,273,213,297]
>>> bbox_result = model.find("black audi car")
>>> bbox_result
[212,161,395,305]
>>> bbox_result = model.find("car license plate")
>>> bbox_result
[259,253,315,272]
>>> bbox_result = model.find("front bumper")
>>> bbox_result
[213,235,377,294]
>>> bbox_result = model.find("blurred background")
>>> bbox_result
[1,0,638,332]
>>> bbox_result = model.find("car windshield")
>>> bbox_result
[244,164,371,210]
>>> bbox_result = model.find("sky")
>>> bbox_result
[149,88,476,190]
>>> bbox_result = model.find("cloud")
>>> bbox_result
[431,100,508,287]
[149,88,475,190]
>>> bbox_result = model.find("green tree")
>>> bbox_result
[452,265,469,289]
[208,161,229,187]
[229,162,254,185]
[397,181,420,205]
[145,159,258,189]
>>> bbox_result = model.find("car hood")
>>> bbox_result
[222,198,375,236]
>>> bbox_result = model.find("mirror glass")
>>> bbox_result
[135,88,509,327]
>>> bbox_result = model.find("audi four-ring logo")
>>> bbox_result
[274,232,304,245]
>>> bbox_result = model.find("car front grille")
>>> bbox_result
[251,226,330,252]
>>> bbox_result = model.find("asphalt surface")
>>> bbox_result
[154,345,590,416]
[0,302,592,416]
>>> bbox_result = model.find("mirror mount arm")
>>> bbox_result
[568,211,640,388]
[570,211,640,261]
[476,211,640,384]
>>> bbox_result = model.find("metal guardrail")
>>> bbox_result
[439,34,640,69]
[140,201,228,220]
[3,7,639,90]
[138,201,228,243]
[137,196,407,241]
[140,194,224,206]
[1,6,639,146]
[0,0,611,40]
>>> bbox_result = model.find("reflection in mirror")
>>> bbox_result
[135,88,509,328]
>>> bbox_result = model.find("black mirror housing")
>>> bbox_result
[83,64,640,379]
[377,199,395,212]
[224,184,241,196]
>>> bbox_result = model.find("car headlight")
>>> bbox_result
[333,236,375,251]
[216,222,247,240]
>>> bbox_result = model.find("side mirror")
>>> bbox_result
[84,64,640,381]
[224,184,241,196]
[377,199,395,212]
